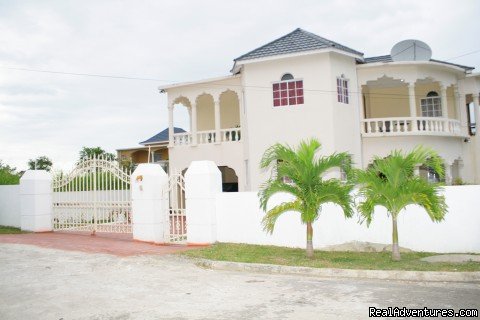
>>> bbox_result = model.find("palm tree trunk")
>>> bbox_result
[306,222,314,258]
[392,215,401,261]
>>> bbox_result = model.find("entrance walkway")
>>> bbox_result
[0,232,201,256]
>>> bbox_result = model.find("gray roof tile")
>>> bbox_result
[235,28,363,62]
[140,127,185,145]
[362,55,474,71]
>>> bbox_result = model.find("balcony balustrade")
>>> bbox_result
[361,117,462,137]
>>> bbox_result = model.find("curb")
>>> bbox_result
[195,259,480,283]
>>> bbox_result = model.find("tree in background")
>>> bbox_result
[356,146,447,261]
[0,160,20,185]
[79,147,116,162]
[27,156,53,171]
[258,138,354,258]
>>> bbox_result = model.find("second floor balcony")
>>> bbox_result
[164,77,244,148]
[360,75,467,138]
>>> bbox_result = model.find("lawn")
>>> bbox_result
[0,225,24,234]
[181,243,480,272]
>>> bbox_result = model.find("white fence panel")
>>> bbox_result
[0,185,21,228]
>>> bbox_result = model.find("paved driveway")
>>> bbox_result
[0,243,479,320]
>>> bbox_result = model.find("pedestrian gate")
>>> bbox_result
[52,156,132,233]
[164,172,187,243]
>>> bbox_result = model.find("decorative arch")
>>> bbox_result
[195,93,215,131]
[171,96,192,132]
[218,165,239,192]
[219,90,240,129]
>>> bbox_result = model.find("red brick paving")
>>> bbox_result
[0,232,204,257]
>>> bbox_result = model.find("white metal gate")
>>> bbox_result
[52,156,132,233]
[164,172,187,243]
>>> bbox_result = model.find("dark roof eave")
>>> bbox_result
[361,55,474,71]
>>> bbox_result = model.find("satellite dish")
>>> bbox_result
[390,40,432,62]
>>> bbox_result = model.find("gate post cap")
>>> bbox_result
[185,161,221,177]
[132,163,167,177]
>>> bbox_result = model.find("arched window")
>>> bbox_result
[272,73,304,107]
[421,91,442,117]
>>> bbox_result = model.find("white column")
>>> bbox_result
[408,83,417,131]
[20,170,52,232]
[131,164,168,244]
[191,103,198,145]
[440,84,448,118]
[358,85,366,134]
[445,163,453,185]
[168,105,174,147]
[185,161,222,244]
[214,100,221,143]
[473,94,480,127]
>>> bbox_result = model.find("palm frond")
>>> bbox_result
[262,200,302,233]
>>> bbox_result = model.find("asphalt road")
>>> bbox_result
[0,243,479,320]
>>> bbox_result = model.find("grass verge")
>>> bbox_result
[181,243,480,272]
[0,225,24,234]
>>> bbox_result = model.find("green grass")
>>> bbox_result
[0,225,24,234]
[181,243,480,272]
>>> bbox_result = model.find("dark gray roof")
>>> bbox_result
[140,127,186,145]
[362,55,474,71]
[234,28,363,62]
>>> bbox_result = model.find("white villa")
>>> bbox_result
[159,28,480,191]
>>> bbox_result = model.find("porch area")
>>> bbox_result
[167,80,243,147]
[360,76,464,137]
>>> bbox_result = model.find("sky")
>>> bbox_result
[0,0,479,171]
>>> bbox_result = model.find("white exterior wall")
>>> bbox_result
[0,185,21,228]
[169,142,245,189]
[330,53,363,168]
[215,186,480,253]
[242,52,362,189]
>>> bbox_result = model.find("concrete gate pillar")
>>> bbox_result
[131,164,168,243]
[185,161,222,245]
[20,170,53,232]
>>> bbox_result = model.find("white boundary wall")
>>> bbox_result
[0,185,21,228]
[215,186,480,253]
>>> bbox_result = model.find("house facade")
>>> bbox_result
[160,28,480,191]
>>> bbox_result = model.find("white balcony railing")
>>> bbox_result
[172,132,191,146]
[197,130,217,144]
[219,127,241,142]
[361,117,462,137]
[172,127,241,146]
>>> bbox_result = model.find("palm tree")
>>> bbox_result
[356,146,448,261]
[259,138,354,258]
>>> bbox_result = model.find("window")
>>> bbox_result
[421,91,442,117]
[337,76,349,104]
[273,74,304,107]
[467,102,477,136]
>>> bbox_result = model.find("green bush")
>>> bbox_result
[0,161,20,185]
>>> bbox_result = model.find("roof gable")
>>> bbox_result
[140,127,185,145]
[234,28,363,62]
